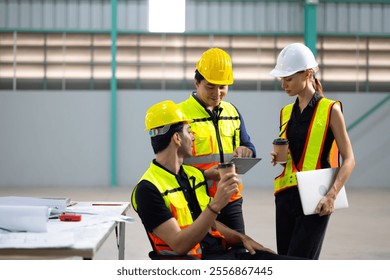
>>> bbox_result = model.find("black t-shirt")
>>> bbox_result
[287,92,335,170]
[135,160,202,232]
[134,160,226,255]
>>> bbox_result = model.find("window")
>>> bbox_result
[148,0,186,33]
[0,32,388,92]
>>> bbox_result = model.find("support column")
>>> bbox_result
[110,0,118,187]
[304,0,318,57]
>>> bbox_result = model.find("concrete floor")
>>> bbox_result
[1,185,389,260]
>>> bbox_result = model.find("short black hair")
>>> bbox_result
[194,69,205,83]
[150,122,185,154]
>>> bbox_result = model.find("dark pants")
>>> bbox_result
[203,247,304,260]
[275,187,330,260]
[217,197,245,234]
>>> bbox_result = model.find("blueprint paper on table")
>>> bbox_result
[0,205,50,232]
[0,196,70,214]
[0,231,74,248]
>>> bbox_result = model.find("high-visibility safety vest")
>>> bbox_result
[179,94,242,201]
[274,97,341,194]
[131,162,223,259]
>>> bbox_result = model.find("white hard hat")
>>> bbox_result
[270,43,318,78]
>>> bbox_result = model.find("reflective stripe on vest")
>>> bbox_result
[179,95,242,201]
[131,162,220,259]
[274,98,340,194]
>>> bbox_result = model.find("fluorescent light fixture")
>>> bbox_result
[148,0,185,33]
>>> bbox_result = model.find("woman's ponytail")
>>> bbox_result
[313,76,324,96]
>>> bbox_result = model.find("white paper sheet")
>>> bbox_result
[0,205,50,232]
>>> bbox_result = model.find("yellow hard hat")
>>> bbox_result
[145,100,192,135]
[196,48,234,85]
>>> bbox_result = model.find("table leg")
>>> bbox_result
[118,221,126,260]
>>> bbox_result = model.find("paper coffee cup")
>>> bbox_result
[218,162,236,177]
[273,138,289,163]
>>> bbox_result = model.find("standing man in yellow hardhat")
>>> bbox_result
[178,48,256,234]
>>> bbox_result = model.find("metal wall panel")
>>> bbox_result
[263,3,280,33]
[386,6,390,33]
[320,3,333,33]
[79,1,92,29]
[6,1,18,28]
[231,2,244,32]
[117,0,148,31]
[0,0,111,31]
[19,1,31,28]
[318,2,390,34]
[242,3,255,31]
[253,3,268,31]
[203,3,212,30]
[0,1,389,35]
[359,5,371,33]
[0,2,5,27]
[55,2,67,29]
[185,1,302,33]
[31,2,43,29]
[91,1,106,30]
[371,5,382,32]
[42,1,54,29]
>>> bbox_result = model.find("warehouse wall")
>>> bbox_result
[1,90,388,189]
[1,0,389,34]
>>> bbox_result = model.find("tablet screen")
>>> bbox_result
[230,158,262,174]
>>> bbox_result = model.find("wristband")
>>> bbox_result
[207,204,220,215]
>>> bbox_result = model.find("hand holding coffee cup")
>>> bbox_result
[204,165,220,181]
[216,162,239,203]
[218,162,236,178]
[272,138,289,164]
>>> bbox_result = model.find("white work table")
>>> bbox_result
[0,201,131,260]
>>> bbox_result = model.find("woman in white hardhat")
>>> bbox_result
[269,43,355,259]
[270,42,322,95]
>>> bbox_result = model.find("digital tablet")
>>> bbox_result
[230,157,262,174]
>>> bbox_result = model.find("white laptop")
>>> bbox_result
[296,168,349,215]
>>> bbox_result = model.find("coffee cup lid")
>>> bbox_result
[218,162,235,169]
[273,138,289,145]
